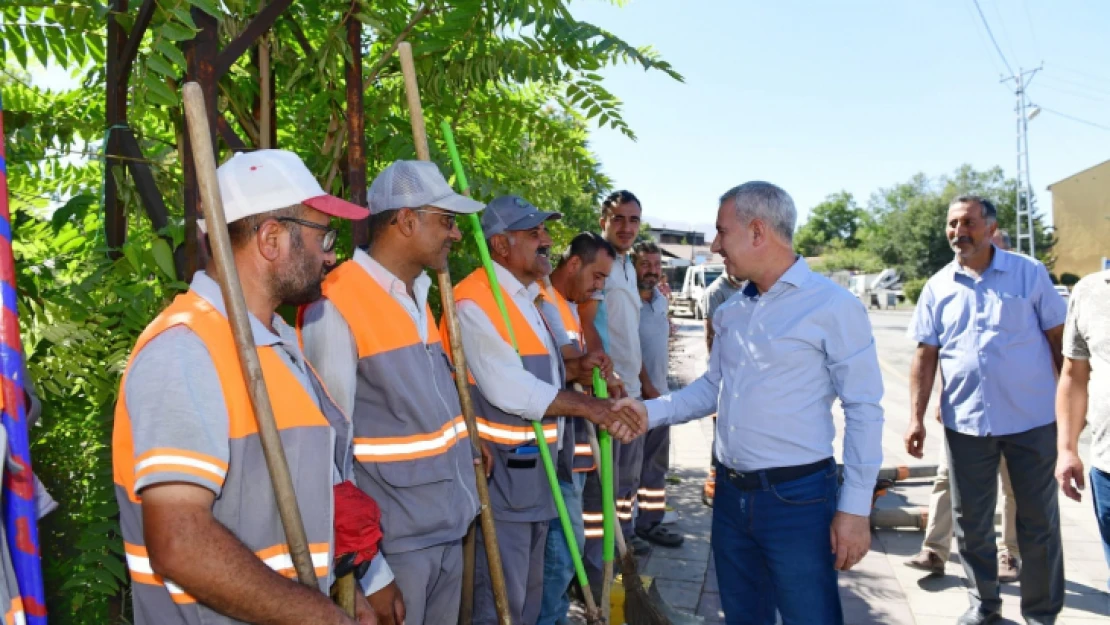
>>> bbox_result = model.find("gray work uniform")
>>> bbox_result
[636,288,671,530]
[455,266,566,625]
[300,253,479,625]
[114,272,388,625]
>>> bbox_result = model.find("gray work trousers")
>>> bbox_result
[636,425,671,531]
[614,436,645,536]
[384,540,463,625]
[947,424,1064,624]
[472,518,549,625]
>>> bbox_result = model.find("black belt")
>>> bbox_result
[720,458,833,491]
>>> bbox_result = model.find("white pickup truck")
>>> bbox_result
[669,263,724,319]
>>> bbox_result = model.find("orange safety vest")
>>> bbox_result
[541,283,597,474]
[446,268,561,522]
[303,260,478,554]
[114,291,339,624]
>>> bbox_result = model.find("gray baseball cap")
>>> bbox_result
[367,160,485,215]
[481,195,562,237]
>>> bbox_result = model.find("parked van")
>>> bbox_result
[670,263,724,319]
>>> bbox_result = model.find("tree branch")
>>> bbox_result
[118,0,157,85]
[213,0,294,78]
[363,4,433,89]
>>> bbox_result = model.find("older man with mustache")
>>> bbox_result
[453,196,646,625]
[904,195,1067,625]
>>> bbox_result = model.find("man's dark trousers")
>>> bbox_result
[946,423,1064,624]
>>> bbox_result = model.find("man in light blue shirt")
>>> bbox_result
[903,195,1066,625]
[617,182,884,625]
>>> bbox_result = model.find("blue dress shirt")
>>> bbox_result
[908,248,1067,437]
[645,258,885,517]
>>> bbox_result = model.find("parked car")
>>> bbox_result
[670,263,724,319]
[1054,284,1070,303]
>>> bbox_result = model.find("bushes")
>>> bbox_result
[902,278,928,304]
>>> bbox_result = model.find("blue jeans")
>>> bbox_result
[537,474,586,625]
[712,460,842,625]
[1091,467,1110,591]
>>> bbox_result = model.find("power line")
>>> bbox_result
[971,0,1014,75]
[1020,0,1041,61]
[987,0,1019,71]
[1038,83,1110,104]
[1039,107,1110,132]
[1041,74,1110,98]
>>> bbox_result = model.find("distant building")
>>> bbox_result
[1048,158,1110,278]
[643,226,721,266]
[645,226,705,246]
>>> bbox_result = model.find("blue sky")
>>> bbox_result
[570,0,1110,234]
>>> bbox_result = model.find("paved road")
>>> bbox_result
[620,313,1110,625]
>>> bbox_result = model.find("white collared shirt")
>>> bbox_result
[593,253,642,398]
[354,248,432,343]
[456,263,562,422]
[646,258,885,516]
[300,249,433,419]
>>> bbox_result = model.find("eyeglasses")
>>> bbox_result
[411,208,458,230]
[275,217,338,252]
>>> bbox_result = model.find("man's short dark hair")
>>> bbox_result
[367,209,399,244]
[951,194,997,222]
[559,231,616,268]
[226,203,304,248]
[601,190,641,218]
[632,240,662,261]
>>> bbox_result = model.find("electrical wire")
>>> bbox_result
[1039,107,1110,132]
[971,0,1014,76]
[1020,0,1041,61]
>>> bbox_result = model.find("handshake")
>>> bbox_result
[580,396,649,444]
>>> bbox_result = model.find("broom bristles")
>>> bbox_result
[620,551,670,625]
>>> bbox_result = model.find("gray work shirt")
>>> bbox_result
[639,288,670,394]
[1063,270,1110,472]
[125,271,392,594]
[704,273,743,321]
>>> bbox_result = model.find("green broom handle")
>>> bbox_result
[592,369,616,565]
[442,121,590,592]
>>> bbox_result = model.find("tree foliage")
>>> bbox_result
[2,1,680,622]
[794,191,868,257]
[798,165,1054,280]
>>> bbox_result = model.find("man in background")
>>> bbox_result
[905,228,1021,582]
[633,241,683,547]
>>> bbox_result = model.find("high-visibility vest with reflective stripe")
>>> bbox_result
[307,260,479,554]
[539,284,597,478]
[113,291,341,625]
[447,268,562,522]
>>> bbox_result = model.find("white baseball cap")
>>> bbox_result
[199,150,368,233]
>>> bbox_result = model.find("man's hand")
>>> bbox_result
[476,442,494,477]
[365,581,404,625]
[830,511,870,571]
[903,421,926,459]
[1056,449,1086,502]
[606,372,626,399]
[641,380,661,401]
[578,349,613,385]
[934,403,942,424]
[577,397,645,443]
[608,397,649,442]
[353,588,379,625]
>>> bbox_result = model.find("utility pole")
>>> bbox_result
[1002,65,1042,257]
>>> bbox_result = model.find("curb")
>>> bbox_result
[870,505,1002,530]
